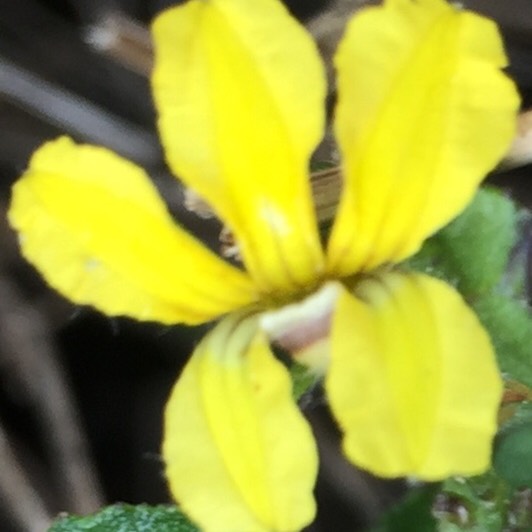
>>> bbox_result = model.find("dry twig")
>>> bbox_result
[0,421,52,532]
[0,274,104,515]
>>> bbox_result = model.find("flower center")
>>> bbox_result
[259,282,341,374]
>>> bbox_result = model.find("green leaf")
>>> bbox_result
[473,294,532,388]
[438,472,511,532]
[372,485,438,532]
[49,504,199,532]
[494,422,532,488]
[290,361,319,402]
[499,399,532,431]
[409,188,521,297]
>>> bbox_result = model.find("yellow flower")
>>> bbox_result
[8,0,519,530]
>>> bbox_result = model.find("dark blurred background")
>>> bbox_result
[0,1,531,531]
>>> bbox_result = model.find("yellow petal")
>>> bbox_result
[152,0,326,294]
[327,0,520,276]
[326,272,502,480]
[8,137,255,324]
[163,314,317,531]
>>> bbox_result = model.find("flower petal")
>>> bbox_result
[152,0,326,294]
[327,0,520,276]
[8,137,255,324]
[163,314,317,531]
[326,272,502,480]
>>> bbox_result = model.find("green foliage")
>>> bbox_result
[494,403,532,488]
[409,187,521,297]
[290,361,319,401]
[473,295,532,387]
[438,472,511,532]
[494,424,532,488]
[372,485,438,532]
[49,504,199,532]
[437,470,532,531]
